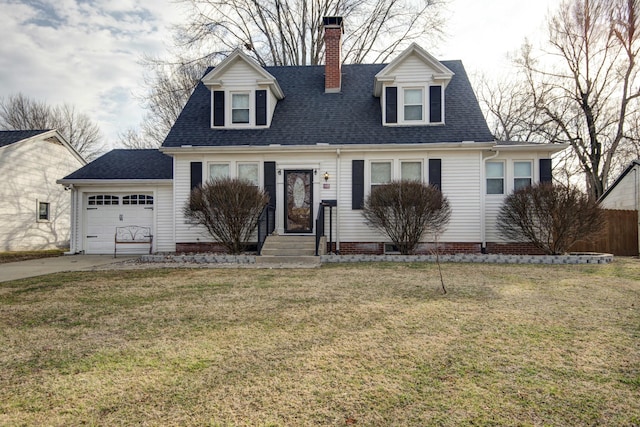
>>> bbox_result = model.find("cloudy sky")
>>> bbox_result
[0,0,559,152]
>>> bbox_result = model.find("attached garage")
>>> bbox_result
[84,193,154,254]
[58,149,174,255]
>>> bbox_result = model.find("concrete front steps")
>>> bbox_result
[256,235,323,267]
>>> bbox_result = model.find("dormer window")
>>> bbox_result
[231,93,250,124]
[404,89,423,121]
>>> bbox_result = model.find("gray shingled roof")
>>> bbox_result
[162,62,494,148]
[0,130,50,148]
[63,149,173,180]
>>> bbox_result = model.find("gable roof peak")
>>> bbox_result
[201,48,284,99]
[374,43,455,96]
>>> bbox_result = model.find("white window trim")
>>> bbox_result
[513,160,533,192]
[400,159,424,182]
[237,162,260,186]
[381,83,445,126]
[369,160,393,191]
[486,160,505,195]
[208,162,231,181]
[402,87,425,123]
[230,92,251,125]
[36,200,50,222]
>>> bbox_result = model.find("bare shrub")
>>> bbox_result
[184,178,268,254]
[497,183,606,255]
[363,181,451,255]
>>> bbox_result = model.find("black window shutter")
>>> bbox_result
[429,86,442,123]
[213,91,225,127]
[540,159,552,183]
[428,159,442,190]
[256,90,267,126]
[385,87,397,124]
[352,160,365,210]
[264,161,276,208]
[190,162,203,190]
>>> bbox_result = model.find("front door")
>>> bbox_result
[284,170,313,233]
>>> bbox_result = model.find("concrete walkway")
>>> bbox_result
[0,255,138,283]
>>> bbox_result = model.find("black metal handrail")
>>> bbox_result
[315,202,325,256]
[257,205,276,255]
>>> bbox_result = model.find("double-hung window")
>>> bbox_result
[238,162,259,186]
[514,161,532,191]
[486,161,504,195]
[231,93,250,124]
[371,161,392,191]
[403,89,423,121]
[209,163,230,181]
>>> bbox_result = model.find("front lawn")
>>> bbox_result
[1,260,638,426]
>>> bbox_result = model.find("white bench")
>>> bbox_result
[114,226,153,257]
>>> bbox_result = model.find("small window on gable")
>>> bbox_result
[401,161,422,181]
[371,161,392,191]
[209,163,230,181]
[404,89,423,121]
[231,93,250,124]
[514,161,532,191]
[238,162,259,185]
[37,201,50,221]
[486,162,504,195]
[88,195,119,205]
[123,195,154,205]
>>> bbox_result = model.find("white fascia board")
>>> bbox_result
[56,179,173,186]
[161,141,496,155]
[493,143,569,153]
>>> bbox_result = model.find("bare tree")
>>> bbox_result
[0,93,104,160]
[362,181,451,255]
[497,182,605,255]
[174,0,447,67]
[508,0,640,199]
[184,178,269,254]
[126,0,448,148]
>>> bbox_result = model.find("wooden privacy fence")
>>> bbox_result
[571,209,638,256]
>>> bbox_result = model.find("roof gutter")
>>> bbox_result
[57,179,173,186]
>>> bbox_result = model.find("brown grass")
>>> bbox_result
[0,249,66,264]
[0,260,639,426]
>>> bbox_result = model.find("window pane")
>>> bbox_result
[487,179,504,195]
[514,178,532,191]
[404,105,422,121]
[232,109,249,123]
[209,164,229,180]
[232,94,249,108]
[486,162,504,178]
[238,163,259,185]
[38,202,49,220]
[401,162,422,181]
[514,161,532,177]
[371,162,391,184]
[405,89,422,104]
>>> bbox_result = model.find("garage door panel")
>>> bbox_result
[84,194,154,254]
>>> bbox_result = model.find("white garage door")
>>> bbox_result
[85,194,154,254]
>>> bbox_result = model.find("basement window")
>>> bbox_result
[37,201,50,221]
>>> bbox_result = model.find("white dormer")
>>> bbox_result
[374,43,454,126]
[202,49,285,129]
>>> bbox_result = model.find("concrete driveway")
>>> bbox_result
[0,255,138,283]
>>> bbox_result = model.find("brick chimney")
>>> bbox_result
[323,16,343,93]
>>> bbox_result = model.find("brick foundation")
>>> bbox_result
[485,242,545,255]
[176,242,229,253]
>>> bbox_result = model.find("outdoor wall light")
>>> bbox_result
[324,171,330,181]
[277,169,282,175]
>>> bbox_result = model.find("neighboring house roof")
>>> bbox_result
[162,61,495,148]
[0,129,51,148]
[61,149,173,181]
[599,159,640,202]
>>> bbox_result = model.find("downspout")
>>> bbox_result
[65,184,76,255]
[481,150,500,253]
[336,148,341,253]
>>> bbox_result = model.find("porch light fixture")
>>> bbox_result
[277,169,282,175]
[324,171,330,181]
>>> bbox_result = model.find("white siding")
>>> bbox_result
[391,55,438,81]
[154,185,175,252]
[0,138,84,251]
[600,165,639,210]
[219,60,263,86]
[439,152,481,241]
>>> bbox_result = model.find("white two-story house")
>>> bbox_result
[60,17,566,255]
